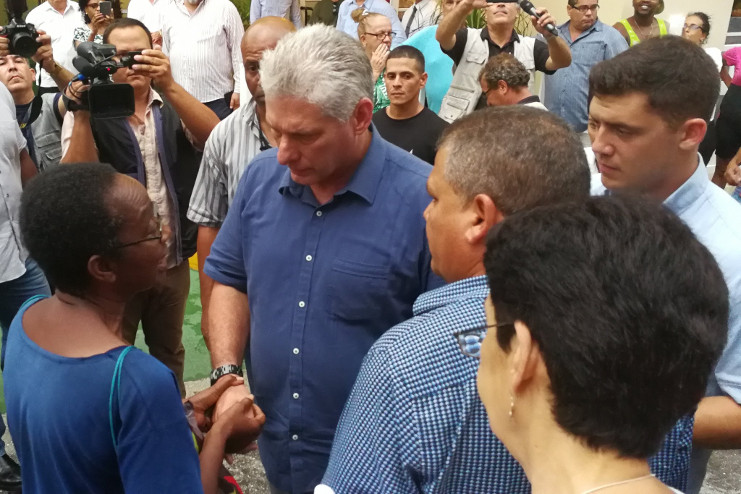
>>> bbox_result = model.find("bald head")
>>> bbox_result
[242,16,295,104]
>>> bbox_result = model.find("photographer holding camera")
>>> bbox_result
[61,18,220,395]
[0,30,79,171]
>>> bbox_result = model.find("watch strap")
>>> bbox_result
[210,364,243,386]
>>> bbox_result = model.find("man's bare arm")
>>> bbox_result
[60,111,99,163]
[197,225,220,347]
[207,282,249,368]
[20,149,37,186]
[131,49,220,148]
[694,395,741,449]
[436,0,485,51]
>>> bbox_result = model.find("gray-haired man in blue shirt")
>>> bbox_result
[543,0,627,134]
[203,25,440,494]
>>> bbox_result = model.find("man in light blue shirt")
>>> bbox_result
[251,0,302,29]
[337,0,406,47]
[587,36,741,494]
[543,0,626,132]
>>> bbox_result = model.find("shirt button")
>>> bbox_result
[293,348,300,355]
[298,300,306,308]
[292,434,299,441]
[316,210,322,217]
[293,392,300,399]
[305,255,313,262]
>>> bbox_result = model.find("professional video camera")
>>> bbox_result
[70,41,136,119]
[1,0,40,57]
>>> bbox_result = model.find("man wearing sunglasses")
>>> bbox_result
[543,0,628,137]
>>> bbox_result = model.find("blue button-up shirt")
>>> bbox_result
[337,0,407,48]
[322,276,694,493]
[543,20,628,132]
[592,162,741,493]
[204,128,440,493]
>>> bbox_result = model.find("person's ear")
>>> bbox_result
[350,98,374,135]
[88,254,117,285]
[498,80,508,94]
[465,193,504,247]
[509,320,541,394]
[420,71,428,88]
[678,118,708,151]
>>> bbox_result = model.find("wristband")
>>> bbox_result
[210,364,243,386]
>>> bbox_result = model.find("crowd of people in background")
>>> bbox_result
[0,0,739,493]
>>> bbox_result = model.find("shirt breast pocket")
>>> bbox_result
[34,132,62,167]
[329,258,390,323]
[573,42,604,66]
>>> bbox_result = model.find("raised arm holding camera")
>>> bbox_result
[61,18,219,397]
[0,29,78,171]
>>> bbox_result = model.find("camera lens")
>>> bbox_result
[11,31,38,58]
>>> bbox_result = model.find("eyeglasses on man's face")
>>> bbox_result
[453,322,515,359]
[111,214,163,250]
[366,31,395,40]
[571,3,599,14]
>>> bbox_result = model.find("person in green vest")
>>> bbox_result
[614,0,668,47]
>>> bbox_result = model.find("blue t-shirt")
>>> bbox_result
[4,297,203,493]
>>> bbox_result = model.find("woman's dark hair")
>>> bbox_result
[20,163,122,297]
[688,12,711,38]
[80,0,94,25]
[484,195,728,459]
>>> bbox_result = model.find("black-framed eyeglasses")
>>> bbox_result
[683,23,702,32]
[571,4,599,13]
[110,215,163,250]
[453,322,514,359]
[366,31,395,40]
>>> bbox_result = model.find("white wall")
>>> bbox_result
[535,0,733,49]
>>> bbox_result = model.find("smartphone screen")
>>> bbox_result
[99,1,112,15]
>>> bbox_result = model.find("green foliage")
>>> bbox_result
[230,0,251,27]
[466,9,485,29]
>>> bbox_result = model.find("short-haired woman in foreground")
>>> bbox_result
[471,196,728,494]
[5,163,264,493]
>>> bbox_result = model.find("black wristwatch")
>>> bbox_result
[210,364,243,386]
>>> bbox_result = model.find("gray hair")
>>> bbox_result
[439,106,591,215]
[259,24,373,122]
[479,52,530,89]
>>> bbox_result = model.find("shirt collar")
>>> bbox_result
[412,0,433,10]
[517,95,541,105]
[481,28,519,46]
[663,157,707,216]
[279,125,387,205]
[413,276,489,319]
[558,19,602,41]
[43,0,77,14]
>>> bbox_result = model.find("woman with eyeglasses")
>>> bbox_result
[352,8,395,113]
[73,0,113,47]
[682,13,721,167]
[474,197,727,494]
[4,163,264,493]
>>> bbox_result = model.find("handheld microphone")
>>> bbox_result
[518,0,558,36]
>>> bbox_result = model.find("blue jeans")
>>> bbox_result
[0,258,51,454]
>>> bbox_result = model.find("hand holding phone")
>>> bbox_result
[99,1,112,16]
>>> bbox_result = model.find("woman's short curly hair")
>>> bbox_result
[20,163,123,297]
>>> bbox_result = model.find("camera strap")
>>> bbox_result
[21,94,44,128]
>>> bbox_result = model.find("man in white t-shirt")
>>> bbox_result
[25,0,82,94]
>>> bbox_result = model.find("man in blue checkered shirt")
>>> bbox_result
[320,106,696,493]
